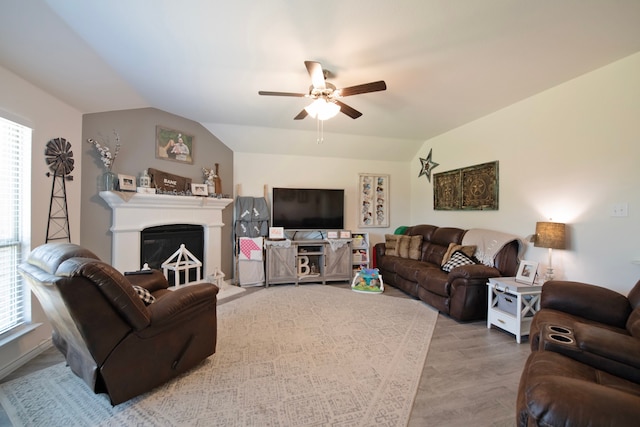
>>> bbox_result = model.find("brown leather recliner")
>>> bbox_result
[517,279,640,426]
[18,243,219,405]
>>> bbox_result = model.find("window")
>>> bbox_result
[0,116,31,335]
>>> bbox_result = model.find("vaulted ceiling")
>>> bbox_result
[1,1,639,160]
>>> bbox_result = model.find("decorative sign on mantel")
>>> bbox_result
[148,168,191,193]
[433,161,499,210]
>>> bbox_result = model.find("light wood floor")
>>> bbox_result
[0,286,530,427]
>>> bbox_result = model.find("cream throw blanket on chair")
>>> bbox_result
[462,228,522,267]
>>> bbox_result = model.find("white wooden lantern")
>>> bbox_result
[161,244,203,286]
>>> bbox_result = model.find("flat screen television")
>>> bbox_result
[272,187,344,230]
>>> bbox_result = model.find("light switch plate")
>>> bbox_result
[611,203,628,217]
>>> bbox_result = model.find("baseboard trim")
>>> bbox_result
[0,338,53,381]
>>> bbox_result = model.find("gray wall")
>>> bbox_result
[80,108,234,277]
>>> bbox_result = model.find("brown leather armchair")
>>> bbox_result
[517,279,640,426]
[18,243,219,405]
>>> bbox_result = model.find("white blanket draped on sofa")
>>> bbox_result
[462,228,523,267]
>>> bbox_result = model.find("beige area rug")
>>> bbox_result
[0,285,437,427]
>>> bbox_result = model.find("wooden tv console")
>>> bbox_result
[265,239,352,287]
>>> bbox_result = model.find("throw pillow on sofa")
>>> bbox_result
[441,243,477,266]
[408,235,423,260]
[391,235,424,259]
[441,250,477,273]
[397,235,411,258]
[384,234,400,256]
[132,285,156,305]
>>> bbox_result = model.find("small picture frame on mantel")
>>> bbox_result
[117,174,136,192]
[191,183,208,196]
[327,231,339,239]
[515,260,538,285]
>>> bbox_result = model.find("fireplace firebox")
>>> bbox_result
[141,224,204,285]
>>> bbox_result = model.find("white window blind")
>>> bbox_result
[0,116,31,335]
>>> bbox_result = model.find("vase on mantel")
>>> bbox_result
[103,170,117,191]
[214,163,222,194]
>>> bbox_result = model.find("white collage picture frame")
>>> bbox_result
[358,173,389,228]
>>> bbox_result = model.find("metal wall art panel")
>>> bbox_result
[433,169,462,210]
[434,161,498,210]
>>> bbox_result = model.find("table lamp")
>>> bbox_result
[534,221,566,282]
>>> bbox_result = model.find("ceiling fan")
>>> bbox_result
[258,61,387,120]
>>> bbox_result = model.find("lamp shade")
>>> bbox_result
[304,98,340,120]
[534,222,566,249]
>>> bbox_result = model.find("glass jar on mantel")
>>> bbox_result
[102,170,117,191]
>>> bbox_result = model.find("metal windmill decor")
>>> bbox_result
[45,137,74,243]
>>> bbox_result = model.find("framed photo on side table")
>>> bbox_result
[515,260,538,285]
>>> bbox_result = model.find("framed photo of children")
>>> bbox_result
[358,173,390,228]
[156,126,194,164]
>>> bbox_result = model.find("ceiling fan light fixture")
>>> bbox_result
[304,98,341,121]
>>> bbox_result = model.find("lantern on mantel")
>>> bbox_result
[139,169,151,188]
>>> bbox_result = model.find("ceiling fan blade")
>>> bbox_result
[258,91,306,97]
[338,80,387,97]
[294,109,308,120]
[334,100,362,119]
[304,61,326,89]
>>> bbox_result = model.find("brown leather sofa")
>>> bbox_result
[18,243,219,405]
[374,224,520,321]
[517,279,640,426]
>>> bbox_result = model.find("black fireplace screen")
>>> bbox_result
[140,224,204,285]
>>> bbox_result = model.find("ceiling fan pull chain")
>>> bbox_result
[317,117,324,144]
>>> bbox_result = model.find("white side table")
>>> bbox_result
[487,277,543,343]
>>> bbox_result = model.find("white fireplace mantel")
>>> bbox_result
[100,191,233,277]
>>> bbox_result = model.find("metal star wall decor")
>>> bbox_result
[418,148,439,182]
